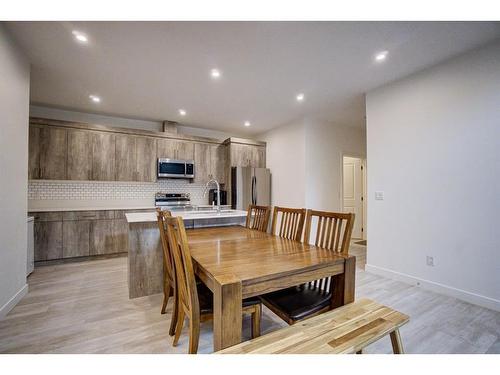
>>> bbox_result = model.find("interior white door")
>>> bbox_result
[343,156,363,239]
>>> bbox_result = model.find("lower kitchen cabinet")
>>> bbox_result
[62,221,90,258]
[89,219,115,256]
[34,221,63,261]
[33,209,153,261]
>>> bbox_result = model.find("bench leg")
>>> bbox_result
[390,329,404,354]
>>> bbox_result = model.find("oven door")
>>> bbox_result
[158,159,186,178]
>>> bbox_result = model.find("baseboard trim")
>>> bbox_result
[0,284,28,319]
[365,264,500,312]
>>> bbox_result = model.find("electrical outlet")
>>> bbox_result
[426,256,434,267]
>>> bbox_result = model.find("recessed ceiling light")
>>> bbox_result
[375,50,388,62]
[244,121,251,127]
[72,30,88,43]
[296,93,305,102]
[210,69,221,79]
[89,95,100,103]
[179,109,187,116]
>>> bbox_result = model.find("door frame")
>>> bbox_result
[340,152,367,240]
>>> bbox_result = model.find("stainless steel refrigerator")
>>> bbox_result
[231,167,271,210]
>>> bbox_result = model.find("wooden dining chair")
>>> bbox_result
[246,204,271,232]
[271,206,307,242]
[164,216,262,354]
[156,208,178,336]
[260,209,355,325]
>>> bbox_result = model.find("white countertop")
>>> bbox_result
[126,210,248,223]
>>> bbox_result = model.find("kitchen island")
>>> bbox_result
[126,209,247,298]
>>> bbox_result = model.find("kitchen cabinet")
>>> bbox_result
[115,134,137,181]
[39,127,67,180]
[92,132,115,181]
[210,143,227,184]
[90,219,115,256]
[28,126,41,179]
[136,136,156,182]
[228,142,266,168]
[34,214,63,261]
[194,143,211,183]
[62,221,90,258]
[157,138,194,160]
[67,129,92,180]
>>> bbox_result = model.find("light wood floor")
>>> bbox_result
[0,246,498,354]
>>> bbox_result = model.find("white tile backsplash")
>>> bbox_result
[28,179,209,205]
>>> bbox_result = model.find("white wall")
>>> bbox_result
[0,26,30,317]
[366,41,500,311]
[305,119,366,211]
[262,119,306,207]
[260,118,366,211]
[30,105,238,140]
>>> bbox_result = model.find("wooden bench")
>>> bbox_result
[217,299,409,354]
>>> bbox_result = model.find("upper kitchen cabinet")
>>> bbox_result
[67,129,92,180]
[92,132,116,181]
[28,126,41,179]
[224,138,266,168]
[115,134,137,181]
[116,135,157,182]
[135,136,157,182]
[30,126,67,180]
[157,138,194,160]
[210,143,227,183]
[194,143,211,183]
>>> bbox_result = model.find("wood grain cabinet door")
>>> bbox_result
[194,143,211,183]
[230,143,251,167]
[62,221,90,258]
[253,146,266,168]
[112,218,129,253]
[115,134,137,181]
[28,126,41,179]
[175,140,195,160]
[210,144,227,184]
[156,138,176,159]
[89,219,115,255]
[92,132,115,181]
[39,127,67,180]
[34,221,63,261]
[67,130,92,180]
[136,136,156,182]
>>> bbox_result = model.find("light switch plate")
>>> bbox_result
[375,191,384,200]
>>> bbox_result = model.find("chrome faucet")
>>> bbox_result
[203,178,221,212]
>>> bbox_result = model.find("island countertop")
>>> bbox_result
[125,209,248,223]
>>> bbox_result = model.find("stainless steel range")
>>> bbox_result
[154,192,193,211]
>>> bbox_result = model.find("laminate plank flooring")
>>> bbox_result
[0,251,498,354]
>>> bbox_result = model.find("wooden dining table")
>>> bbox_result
[187,225,356,351]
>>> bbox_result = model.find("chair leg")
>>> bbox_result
[168,288,179,336]
[161,283,171,314]
[172,309,185,347]
[188,314,200,354]
[251,304,262,339]
[390,329,404,354]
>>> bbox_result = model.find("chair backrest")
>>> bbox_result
[156,208,174,285]
[164,216,200,319]
[304,210,354,254]
[246,204,271,232]
[302,209,355,295]
[271,206,306,242]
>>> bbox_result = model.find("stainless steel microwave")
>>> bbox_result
[157,158,195,179]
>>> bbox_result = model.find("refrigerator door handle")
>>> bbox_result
[252,175,256,205]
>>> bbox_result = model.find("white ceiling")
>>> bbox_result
[6,21,500,135]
